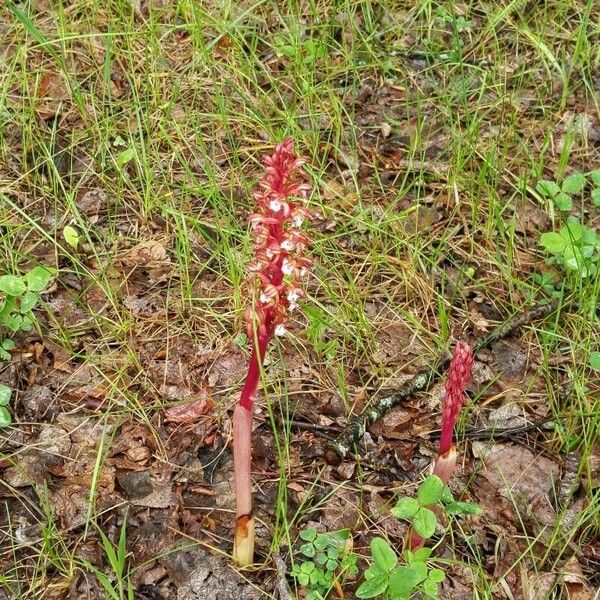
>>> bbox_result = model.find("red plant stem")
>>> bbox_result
[239,334,271,411]
[233,404,254,517]
[408,529,425,551]
[239,252,284,411]
[438,422,454,457]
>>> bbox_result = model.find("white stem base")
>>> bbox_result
[233,515,255,566]
[432,446,457,485]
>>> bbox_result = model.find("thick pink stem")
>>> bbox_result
[233,332,271,565]
[233,404,254,518]
[233,404,255,565]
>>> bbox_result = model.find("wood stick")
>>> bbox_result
[325,300,559,463]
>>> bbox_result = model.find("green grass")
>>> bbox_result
[1,0,599,598]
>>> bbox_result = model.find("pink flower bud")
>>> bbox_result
[439,341,474,456]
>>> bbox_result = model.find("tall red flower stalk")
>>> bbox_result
[409,341,474,551]
[433,340,474,484]
[233,139,312,565]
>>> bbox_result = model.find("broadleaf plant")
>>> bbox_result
[535,171,585,211]
[0,384,12,428]
[355,477,480,599]
[291,527,357,600]
[590,169,600,206]
[539,217,599,278]
[0,266,54,342]
[0,265,55,427]
[356,537,445,600]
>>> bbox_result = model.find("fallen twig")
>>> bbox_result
[460,416,556,441]
[325,299,559,463]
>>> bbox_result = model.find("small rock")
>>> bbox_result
[76,189,106,215]
[164,550,260,600]
[471,361,494,386]
[20,385,55,419]
[37,424,71,456]
[117,470,153,499]
[335,461,355,480]
[126,446,151,463]
[488,402,528,429]
[493,341,528,379]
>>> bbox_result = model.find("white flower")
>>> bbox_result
[274,324,286,337]
[266,248,275,259]
[269,199,282,212]
[292,214,304,228]
[287,289,300,312]
[260,293,270,304]
[281,259,294,276]
[281,239,295,252]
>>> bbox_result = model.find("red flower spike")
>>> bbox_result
[410,340,475,552]
[438,341,474,456]
[239,138,314,413]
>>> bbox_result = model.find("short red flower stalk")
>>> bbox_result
[233,138,312,566]
[433,340,474,484]
[408,341,474,551]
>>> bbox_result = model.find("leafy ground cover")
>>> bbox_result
[0,1,598,598]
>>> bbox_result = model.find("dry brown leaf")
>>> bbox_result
[371,319,422,366]
[117,240,171,276]
[35,72,70,119]
[208,349,247,387]
[47,292,89,328]
[165,392,213,424]
[52,484,90,529]
[560,556,595,600]
[522,569,557,600]
[76,189,106,216]
[370,405,415,439]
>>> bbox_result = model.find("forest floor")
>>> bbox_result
[0,1,599,599]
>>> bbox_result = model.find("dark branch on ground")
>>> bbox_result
[325,299,560,464]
